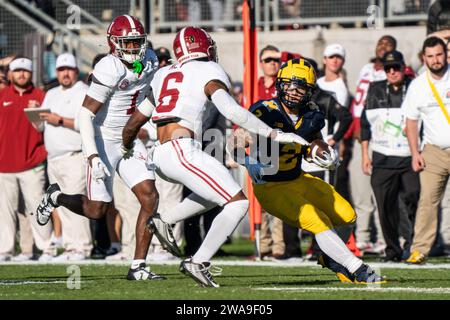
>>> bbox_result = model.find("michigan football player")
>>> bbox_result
[229,59,386,284]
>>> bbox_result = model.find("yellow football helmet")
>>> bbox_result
[276,58,316,110]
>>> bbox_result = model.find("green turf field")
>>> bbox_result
[1,239,450,300]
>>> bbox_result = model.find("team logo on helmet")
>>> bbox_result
[189,35,195,43]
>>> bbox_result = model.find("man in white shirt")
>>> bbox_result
[39,53,93,261]
[317,44,349,108]
[404,36,450,264]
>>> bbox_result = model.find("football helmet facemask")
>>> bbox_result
[107,15,147,64]
[276,59,316,110]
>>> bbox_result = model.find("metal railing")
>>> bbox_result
[147,0,433,34]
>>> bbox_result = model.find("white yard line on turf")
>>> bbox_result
[254,287,450,294]
[1,259,450,269]
[0,280,67,286]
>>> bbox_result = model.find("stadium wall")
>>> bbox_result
[83,25,426,93]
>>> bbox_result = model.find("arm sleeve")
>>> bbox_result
[211,89,273,137]
[137,97,155,117]
[78,107,98,157]
[360,107,371,142]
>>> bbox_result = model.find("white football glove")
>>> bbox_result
[309,145,339,169]
[272,130,310,146]
[120,143,134,160]
[91,157,111,182]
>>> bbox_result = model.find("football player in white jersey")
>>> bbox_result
[36,15,164,281]
[122,26,311,287]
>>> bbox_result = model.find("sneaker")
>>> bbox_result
[11,253,33,262]
[35,183,60,226]
[38,252,55,262]
[147,213,182,257]
[353,264,387,284]
[126,263,166,281]
[372,241,386,255]
[0,253,12,262]
[52,250,86,262]
[179,258,220,288]
[90,247,106,260]
[406,250,426,264]
[105,251,130,261]
[105,246,120,257]
[317,254,355,283]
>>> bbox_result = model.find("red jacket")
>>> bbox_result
[0,84,47,173]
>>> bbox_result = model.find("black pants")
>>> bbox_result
[371,166,420,259]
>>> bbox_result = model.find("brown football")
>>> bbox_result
[306,139,331,160]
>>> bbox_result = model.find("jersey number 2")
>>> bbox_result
[156,72,184,113]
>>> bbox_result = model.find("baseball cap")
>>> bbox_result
[56,53,77,69]
[323,44,346,59]
[382,50,404,67]
[9,58,33,72]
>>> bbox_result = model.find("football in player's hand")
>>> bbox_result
[305,139,331,162]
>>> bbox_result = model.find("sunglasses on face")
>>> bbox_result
[384,65,402,72]
[262,57,281,64]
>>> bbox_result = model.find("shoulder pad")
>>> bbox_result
[296,110,325,141]
[142,49,159,71]
[92,54,125,87]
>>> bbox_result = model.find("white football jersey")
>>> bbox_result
[92,49,158,140]
[150,60,231,139]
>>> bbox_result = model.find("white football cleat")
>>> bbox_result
[126,263,166,281]
[11,253,33,262]
[179,258,220,288]
[36,183,61,226]
[147,213,182,257]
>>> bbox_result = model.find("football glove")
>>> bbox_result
[120,143,135,159]
[309,145,339,169]
[244,156,269,185]
[91,157,111,182]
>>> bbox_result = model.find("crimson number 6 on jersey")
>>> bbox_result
[156,72,184,113]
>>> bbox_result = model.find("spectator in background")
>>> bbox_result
[318,44,349,109]
[346,35,397,256]
[258,45,281,100]
[155,47,172,68]
[0,57,53,261]
[404,37,450,264]
[0,65,9,90]
[38,53,93,261]
[256,45,286,259]
[361,50,419,262]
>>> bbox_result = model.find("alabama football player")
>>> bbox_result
[122,26,311,287]
[36,15,164,281]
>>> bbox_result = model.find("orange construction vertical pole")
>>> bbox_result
[242,0,262,256]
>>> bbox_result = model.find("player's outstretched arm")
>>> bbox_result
[205,80,310,146]
[122,98,154,152]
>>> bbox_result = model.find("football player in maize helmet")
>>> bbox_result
[276,58,316,113]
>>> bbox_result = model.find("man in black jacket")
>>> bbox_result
[360,50,420,262]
